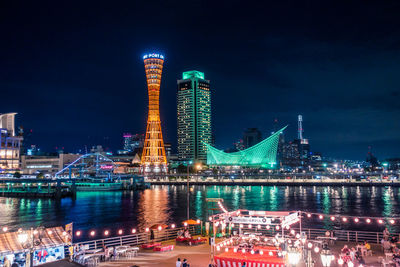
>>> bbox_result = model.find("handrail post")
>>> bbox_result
[355,232,358,243]
[377,233,379,244]
[308,229,310,239]
[347,231,349,242]
[120,237,122,246]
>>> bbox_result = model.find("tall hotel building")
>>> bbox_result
[177,71,211,163]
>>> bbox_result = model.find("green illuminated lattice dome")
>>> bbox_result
[206,126,286,168]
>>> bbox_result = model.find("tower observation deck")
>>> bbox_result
[141,53,167,173]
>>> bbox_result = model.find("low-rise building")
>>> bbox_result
[21,153,81,175]
[0,113,23,172]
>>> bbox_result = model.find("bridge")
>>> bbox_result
[55,153,117,178]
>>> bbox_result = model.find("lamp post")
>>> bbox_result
[304,242,314,267]
[186,160,192,220]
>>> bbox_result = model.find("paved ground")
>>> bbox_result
[99,239,212,267]
[99,239,388,267]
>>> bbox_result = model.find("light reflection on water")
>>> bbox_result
[0,185,400,236]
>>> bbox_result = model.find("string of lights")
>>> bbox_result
[301,211,398,224]
[1,221,200,238]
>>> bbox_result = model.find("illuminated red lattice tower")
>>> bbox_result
[141,53,167,173]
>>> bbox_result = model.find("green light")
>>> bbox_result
[382,162,388,167]
[205,126,286,168]
[182,70,205,80]
[323,163,327,167]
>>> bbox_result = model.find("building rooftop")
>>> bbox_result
[182,70,205,80]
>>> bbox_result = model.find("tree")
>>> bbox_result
[13,171,22,178]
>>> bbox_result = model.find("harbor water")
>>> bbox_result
[1,185,400,240]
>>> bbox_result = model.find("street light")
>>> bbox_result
[186,160,192,220]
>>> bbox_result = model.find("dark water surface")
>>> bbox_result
[1,185,400,238]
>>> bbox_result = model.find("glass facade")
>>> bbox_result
[177,71,211,162]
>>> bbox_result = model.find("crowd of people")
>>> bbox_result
[177,229,192,239]
[340,242,369,265]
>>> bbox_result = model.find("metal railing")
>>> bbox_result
[300,228,392,244]
[232,227,395,244]
[72,226,200,250]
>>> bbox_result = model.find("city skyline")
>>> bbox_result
[1,1,400,160]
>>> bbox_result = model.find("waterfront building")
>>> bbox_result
[233,139,245,151]
[21,153,81,175]
[296,115,310,159]
[243,128,262,149]
[294,138,310,159]
[177,70,212,163]
[281,141,301,166]
[206,126,286,168]
[0,113,22,172]
[0,113,17,136]
[141,53,167,173]
[119,133,144,154]
[123,133,133,151]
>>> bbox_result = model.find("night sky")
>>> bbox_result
[1,0,399,160]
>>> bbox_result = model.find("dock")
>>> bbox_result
[0,178,76,198]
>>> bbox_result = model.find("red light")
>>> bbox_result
[131,229,136,234]
[76,231,81,236]
[354,218,359,223]
[307,213,311,218]
[390,219,395,224]
[319,215,323,220]
[366,219,371,223]
[330,216,335,221]
[342,217,347,222]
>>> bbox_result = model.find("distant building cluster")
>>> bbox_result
[2,53,399,177]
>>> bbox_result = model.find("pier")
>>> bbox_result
[146,172,400,187]
[0,178,76,198]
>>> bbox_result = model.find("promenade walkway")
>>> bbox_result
[99,239,388,267]
[150,178,400,187]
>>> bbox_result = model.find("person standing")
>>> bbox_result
[68,245,74,261]
[182,258,188,267]
[383,228,390,241]
[176,258,182,267]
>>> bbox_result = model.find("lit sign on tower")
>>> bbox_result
[141,53,168,173]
